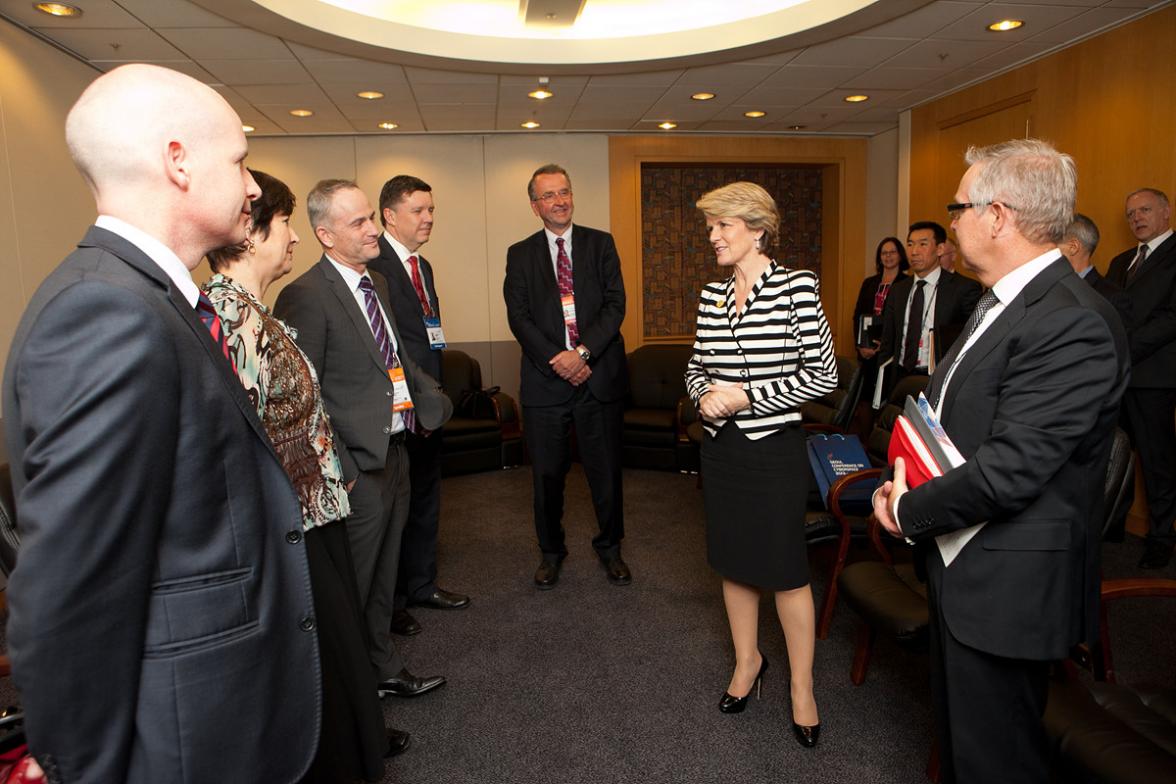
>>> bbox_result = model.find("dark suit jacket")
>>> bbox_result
[1082,266,1132,331]
[1,226,319,783]
[1106,232,1176,388]
[900,258,1129,661]
[504,225,627,406]
[368,236,443,381]
[877,271,982,368]
[274,257,452,482]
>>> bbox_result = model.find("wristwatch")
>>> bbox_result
[577,346,592,362]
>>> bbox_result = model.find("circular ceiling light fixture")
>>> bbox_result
[658,121,678,130]
[378,121,399,130]
[521,120,541,129]
[34,3,82,17]
[529,76,553,100]
[691,92,716,101]
[356,90,384,100]
[242,124,256,133]
[289,108,315,117]
[987,19,1024,32]
[744,110,766,118]
[843,94,869,103]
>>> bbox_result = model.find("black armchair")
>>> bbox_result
[621,344,695,471]
[800,355,865,432]
[438,350,522,476]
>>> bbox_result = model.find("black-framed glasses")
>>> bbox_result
[946,201,1017,220]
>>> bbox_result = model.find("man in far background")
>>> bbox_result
[369,175,470,638]
[939,237,959,273]
[1106,188,1176,568]
[1059,213,1130,323]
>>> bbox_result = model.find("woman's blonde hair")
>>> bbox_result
[696,181,780,253]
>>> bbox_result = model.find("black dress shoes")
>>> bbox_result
[602,555,632,586]
[1139,540,1174,569]
[377,668,446,698]
[412,588,470,610]
[390,608,422,636]
[792,722,821,748]
[384,728,412,758]
[534,557,563,590]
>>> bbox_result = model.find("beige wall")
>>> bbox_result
[865,127,900,279]
[0,19,98,388]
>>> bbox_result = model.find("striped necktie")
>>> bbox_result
[357,276,415,433]
[555,237,579,344]
[195,292,237,375]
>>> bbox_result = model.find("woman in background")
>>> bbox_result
[204,170,393,783]
[853,236,909,363]
[685,181,838,748]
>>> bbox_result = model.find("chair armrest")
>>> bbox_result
[676,395,698,437]
[1100,577,1176,602]
[490,391,519,431]
[828,468,888,565]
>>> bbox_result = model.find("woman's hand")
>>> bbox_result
[700,382,750,419]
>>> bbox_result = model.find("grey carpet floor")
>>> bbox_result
[0,465,1171,783]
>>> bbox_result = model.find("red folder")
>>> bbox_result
[887,415,943,489]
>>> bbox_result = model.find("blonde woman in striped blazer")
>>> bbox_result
[685,181,838,748]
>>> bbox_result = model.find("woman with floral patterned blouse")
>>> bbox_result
[204,170,394,783]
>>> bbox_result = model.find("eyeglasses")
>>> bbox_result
[946,201,1017,220]
[533,188,572,204]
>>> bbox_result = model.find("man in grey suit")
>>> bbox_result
[2,64,319,783]
[275,180,452,705]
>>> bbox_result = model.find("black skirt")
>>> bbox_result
[702,422,811,591]
[302,522,387,784]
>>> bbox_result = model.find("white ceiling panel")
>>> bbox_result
[586,70,684,87]
[882,36,1012,69]
[850,66,944,90]
[676,62,779,88]
[711,104,803,120]
[790,36,918,68]
[933,3,1091,43]
[233,83,331,104]
[738,83,832,105]
[496,103,574,129]
[33,27,188,60]
[858,1,983,39]
[404,67,497,84]
[965,41,1055,75]
[639,101,724,121]
[302,59,411,86]
[808,88,906,109]
[91,58,219,83]
[113,0,239,27]
[337,98,421,121]
[157,27,295,60]
[413,83,501,104]
[764,65,870,89]
[1027,7,1138,44]
[0,0,142,28]
[202,59,313,85]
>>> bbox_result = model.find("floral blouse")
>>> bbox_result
[203,273,350,530]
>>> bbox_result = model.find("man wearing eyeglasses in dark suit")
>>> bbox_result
[503,164,630,590]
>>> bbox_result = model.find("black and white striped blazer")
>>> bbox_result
[685,262,838,439]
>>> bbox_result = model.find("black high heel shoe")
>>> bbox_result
[791,721,821,748]
[718,655,769,714]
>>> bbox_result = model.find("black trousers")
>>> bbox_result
[1121,387,1176,545]
[926,554,1050,784]
[522,386,624,559]
[396,429,443,606]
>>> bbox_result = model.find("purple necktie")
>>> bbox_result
[555,237,579,345]
[358,276,415,433]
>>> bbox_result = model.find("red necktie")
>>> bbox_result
[196,292,237,376]
[407,255,434,317]
[555,237,579,345]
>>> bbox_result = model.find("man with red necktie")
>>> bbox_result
[504,163,630,590]
[370,175,470,638]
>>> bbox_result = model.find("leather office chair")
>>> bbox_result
[811,374,929,640]
[439,350,522,476]
[621,344,695,471]
[800,355,866,432]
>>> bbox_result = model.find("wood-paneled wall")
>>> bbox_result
[909,5,1176,265]
[609,135,868,356]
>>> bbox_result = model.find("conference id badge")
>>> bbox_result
[387,366,415,413]
[424,316,447,349]
[560,294,578,333]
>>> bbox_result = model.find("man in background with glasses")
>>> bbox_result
[503,163,630,590]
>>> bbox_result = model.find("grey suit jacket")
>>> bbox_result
[274,257,452,481]
[2,226,320,784]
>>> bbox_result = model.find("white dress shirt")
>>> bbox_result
[382,231,434,304]
[900,266,942,370]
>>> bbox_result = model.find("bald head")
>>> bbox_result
[65,64,259,267]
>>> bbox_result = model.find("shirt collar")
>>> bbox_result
[1142,228,1173,254]
[325,253,369,291]
[913,265,942,288]
[544,224,574,250]
[95,215,200,307]
[990,248,1063,305]
[383,230,418,263]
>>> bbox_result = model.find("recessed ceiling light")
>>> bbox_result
[987,19,1024,32]
[521,120,541,129]
[356,91,384,100]
[658,122,677,130]
[743,110,766,118]
[691,92,716,101]
[289,109,314,117]
[378,122,399,130]
[242,124,255,133]
[844,94,869,103]
[34,3,82,17]
[529,88,553,100]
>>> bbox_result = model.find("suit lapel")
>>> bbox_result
[317,257,390,375]
[379,235,427,317]
[1128,233,1176,288]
